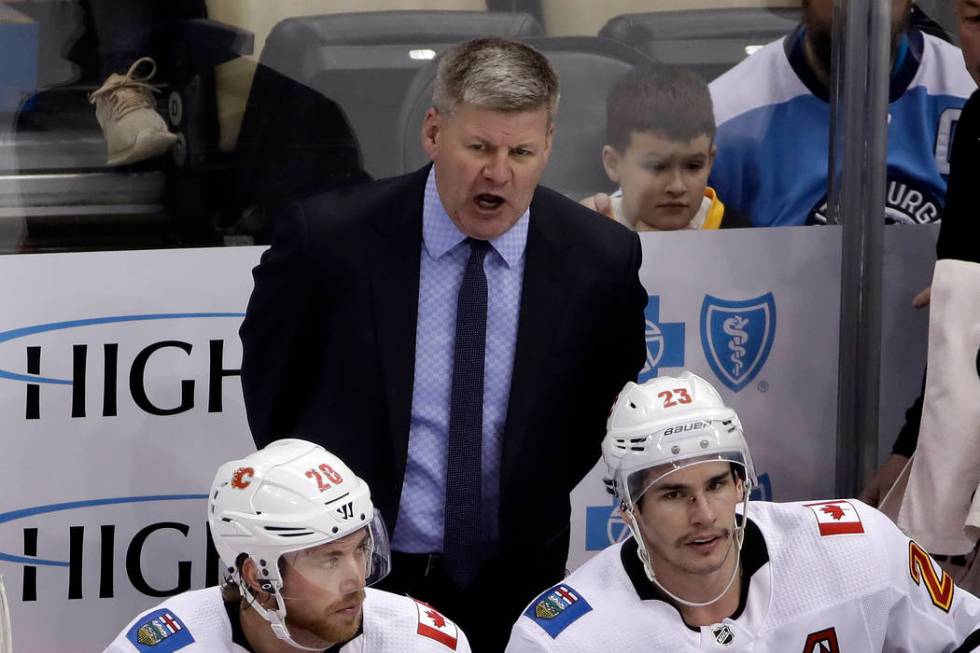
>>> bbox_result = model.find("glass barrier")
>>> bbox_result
[0,0,821,255]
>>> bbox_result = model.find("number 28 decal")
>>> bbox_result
[909,540,954,612]
[306,463,344,492]
[658,388,693,408]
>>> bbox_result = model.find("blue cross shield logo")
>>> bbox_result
[639,296,684,382]
[700,293,776,392]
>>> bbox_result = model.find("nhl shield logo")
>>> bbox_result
[700,293,776,392]
[711,624,735,645]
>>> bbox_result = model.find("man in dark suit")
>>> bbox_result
[240,38,646,652]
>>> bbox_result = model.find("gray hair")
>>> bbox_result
[432,37,560,119]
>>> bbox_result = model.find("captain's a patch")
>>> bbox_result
[125,609,195,651]
[524,584,592,639]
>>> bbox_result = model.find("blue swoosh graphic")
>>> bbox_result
[0,313,245,385]
[0,494,208,567]
[0,370,71,385]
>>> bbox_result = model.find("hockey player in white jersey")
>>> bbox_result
[106,439,470,653]
[506,372,980,652]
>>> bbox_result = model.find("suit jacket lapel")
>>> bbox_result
[370,167,428,479]
[501,192,574,483]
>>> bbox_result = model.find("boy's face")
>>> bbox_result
[603,131,715,231]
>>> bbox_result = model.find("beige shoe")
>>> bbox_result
[89,57,178,166]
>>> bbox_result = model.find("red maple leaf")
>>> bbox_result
[425,609,446,628]
[821,504,846,521]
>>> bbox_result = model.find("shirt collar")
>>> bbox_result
[422,167,529,268]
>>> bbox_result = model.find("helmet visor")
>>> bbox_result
[279,510,391,597]
[626,452,750,507]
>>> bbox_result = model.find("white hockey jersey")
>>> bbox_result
[506,500,980,652]
[105,586,470,653]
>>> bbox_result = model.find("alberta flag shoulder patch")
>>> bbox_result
[524,583,592,639]
[125,609,195,652]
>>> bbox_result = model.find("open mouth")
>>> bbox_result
[474,193,505,211]
[685,532,725,551]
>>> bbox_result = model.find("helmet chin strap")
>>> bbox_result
[625,492,751,609]
[241,579,337,652]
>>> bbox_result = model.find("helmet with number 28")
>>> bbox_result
[208,439,391,647]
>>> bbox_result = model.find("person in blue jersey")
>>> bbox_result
[709,0,976,227]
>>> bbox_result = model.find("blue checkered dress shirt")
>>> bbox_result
[391,168,528,553]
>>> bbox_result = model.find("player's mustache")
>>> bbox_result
[678,529,730,546]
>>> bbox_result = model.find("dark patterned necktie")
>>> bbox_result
[443,238,490,587]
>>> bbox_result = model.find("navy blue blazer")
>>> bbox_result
[240,164,646,600]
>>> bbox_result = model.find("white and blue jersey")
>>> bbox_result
[709,26,976,227]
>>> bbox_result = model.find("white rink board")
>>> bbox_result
[0,227,935,650]
[0,247,261,652]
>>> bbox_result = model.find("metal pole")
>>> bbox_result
[832,0,890,497]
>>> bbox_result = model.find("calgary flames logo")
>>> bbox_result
[231,466,254,489]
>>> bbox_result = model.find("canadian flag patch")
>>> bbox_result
[804,500,865,536]
[415,600,458,650]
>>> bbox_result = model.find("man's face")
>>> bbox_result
[958,0,980,84]
[421,102,553,241]
[603,131,715,231]
[280,530,371,644]
[632,461,743,580]
[803,0,913,70]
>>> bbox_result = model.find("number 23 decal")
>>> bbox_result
[658,388,692,408]
[306,463,344,492]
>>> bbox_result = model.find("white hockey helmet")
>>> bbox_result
[208,439,390,647]
[602,372,757,607]
[603,371,757,510]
